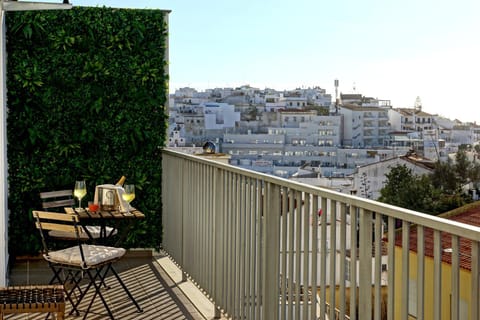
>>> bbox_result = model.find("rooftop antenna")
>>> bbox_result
[334,79,339,114]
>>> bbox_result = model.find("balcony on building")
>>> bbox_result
[8,148,480,319]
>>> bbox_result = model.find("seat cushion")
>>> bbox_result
[49,225,117,240]
[84,225,118,238]
[46,244,126,267]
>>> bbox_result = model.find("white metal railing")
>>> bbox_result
[162,149,480,320]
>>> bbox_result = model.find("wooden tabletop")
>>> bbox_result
[66,207,145,220]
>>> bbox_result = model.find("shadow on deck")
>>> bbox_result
[7,250,216,320]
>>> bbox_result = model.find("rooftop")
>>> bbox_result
[396,201,480,271]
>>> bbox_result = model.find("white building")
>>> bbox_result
[388,107,435,132]
[352,153,434,200]
[338,104,390,148]
[265,92,286,111]
[167,127,186,147]
[278,109,317,128]
[202,102,240,130]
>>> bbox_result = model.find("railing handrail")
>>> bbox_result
[162,148,480,320]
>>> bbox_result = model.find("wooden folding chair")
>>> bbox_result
[39,190,117,241]
[33,210,142,320]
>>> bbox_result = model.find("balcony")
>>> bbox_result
[162,149,480,320]
[10,150,480,319]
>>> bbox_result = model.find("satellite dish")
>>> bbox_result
[202,141,216,154]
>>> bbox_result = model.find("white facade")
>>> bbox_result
[278,110,317,128]
[174,87,198,98]
[284,97,307,109]
[265,93,286,111]
[167,128,186,147]
[352,155,434,200]
[388,108,435,132]
[451,124,475,146]
[338,104,390,148]
[203,102,240,130]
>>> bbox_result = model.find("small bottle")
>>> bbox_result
[116,175,126,186]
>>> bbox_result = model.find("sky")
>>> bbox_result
[66,0,479,123]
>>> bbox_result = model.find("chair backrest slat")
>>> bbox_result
[33,211,81,234]
[34,211,79,222]
[35,221,78,233]
[40,190,75,211]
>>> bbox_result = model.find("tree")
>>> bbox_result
[430,159,459,194]
[378,165,438,214]
[455,149,471,184]
[380,158,474,215]
[474,144,480,154]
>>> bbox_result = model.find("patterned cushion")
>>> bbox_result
[49,225,117,240]
[46,244,126,267]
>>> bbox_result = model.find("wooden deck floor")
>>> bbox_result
[6,250,208,320]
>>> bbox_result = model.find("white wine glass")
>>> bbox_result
[74,180,87,209]
[122,184,135,214]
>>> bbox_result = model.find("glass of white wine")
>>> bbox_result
[74,180,87,209]
[122,184,135,214]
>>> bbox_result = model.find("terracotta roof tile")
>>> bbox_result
[395,204,480,271]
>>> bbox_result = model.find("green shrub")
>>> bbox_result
[6,6,169,256]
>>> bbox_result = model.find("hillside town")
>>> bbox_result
[167,83,480,200]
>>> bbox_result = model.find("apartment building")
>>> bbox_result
[337,104,390,148]
[389,107,435,132]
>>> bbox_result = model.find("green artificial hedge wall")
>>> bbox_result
[6,6,169,256]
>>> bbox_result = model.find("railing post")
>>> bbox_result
[213,167,223,319]
[358,208,372,320]
[472,241,480,320]
[262,182,280,319]
[181,158,188,282]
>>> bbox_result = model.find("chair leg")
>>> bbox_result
[50,262,142,319]
[83,266,115,320]
[48,265,83,317]
[110,265,143,313]
[64,271,87,316]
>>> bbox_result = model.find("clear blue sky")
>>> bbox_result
[70,0,480,123]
